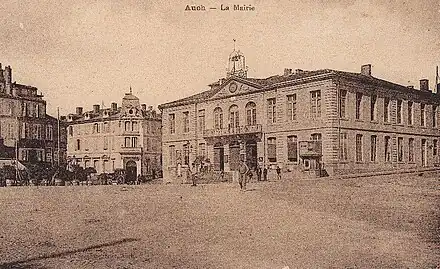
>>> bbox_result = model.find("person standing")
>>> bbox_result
[276,165,281,180]
[238,160,249,191]
[263,166,268,181]
[256,165,262,182]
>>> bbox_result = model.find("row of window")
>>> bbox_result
[22,102,43,118]
[69,120,158,136]
[168,143,207,166]
[342,133,436,165]
[168,94,309,134]
[21,123,53,140]
[344,90,438,127]
[73,136,159,152]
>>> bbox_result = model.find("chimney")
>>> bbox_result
[284,68,292,76]
[93,104,100,114]
[294,69,304,75]
[4,65,12,94]
[420,79,429,92]
[148,105,153,111]
[141,104,147,110]
[111,102,117,111]
[76,107,83,115]
[0,63,3,82]
[407,85,414,90]
[361,64,372,76]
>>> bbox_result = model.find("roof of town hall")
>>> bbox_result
[158,68,440,109]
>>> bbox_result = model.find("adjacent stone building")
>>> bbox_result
[66,90,162,181]
[159,49,440,183]
[0,63,67,165]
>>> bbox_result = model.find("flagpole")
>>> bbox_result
[57,107,60,167]
[15,139,18,179]
[436,66,439,93]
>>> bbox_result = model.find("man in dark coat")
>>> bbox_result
[238,160,249,190]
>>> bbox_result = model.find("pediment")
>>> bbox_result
[210,78,261,100]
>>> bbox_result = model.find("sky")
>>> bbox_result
[0,0,439,116]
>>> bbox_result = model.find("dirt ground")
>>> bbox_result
[0,173,439,269]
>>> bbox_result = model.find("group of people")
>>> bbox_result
[238,160,282,191]
[186,160,282,190]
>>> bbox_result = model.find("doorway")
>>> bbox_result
[125,160,137,183]
[229,141,240,171]
[214,143,224,171]
[246,140,257,170]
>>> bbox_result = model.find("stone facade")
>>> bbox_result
[159,53,440,182]
[66,91,162,180]
[0,63,67,165]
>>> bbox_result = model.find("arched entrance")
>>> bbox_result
[213,143,224,171]
[125,160,137,183]
[246,140,257,170]
[229,141,240,171]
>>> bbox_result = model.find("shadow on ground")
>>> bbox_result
[0,238,138,269]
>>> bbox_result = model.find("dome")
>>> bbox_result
[122,87,140,108]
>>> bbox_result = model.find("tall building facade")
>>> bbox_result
[159,50,440,182]
[66,91,162,180]
[0,63,66,165]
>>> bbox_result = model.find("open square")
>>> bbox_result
[1,174,438,269]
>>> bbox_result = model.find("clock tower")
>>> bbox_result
[226,40,248,78]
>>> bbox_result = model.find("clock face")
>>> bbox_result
[229,82,238,93]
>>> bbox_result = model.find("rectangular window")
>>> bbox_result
[384,136,391,162]
[267,137,277,162]
[198,110,205,132]
[287,135,298,162]
[46,125,53,140]
[434,139,438,156]
[310,90,321,118]
[287,94,297,121]
[408,101,413,125]
[339,89,347,118]
[132,137,137,148]
[355,93,362,120]
[183,143,190,165]
[421,104,426,126]
[339,133,348,161]
[384,97,390,123]
[124,137,130,147]
[397,100,402,124]
[433,105,437,128]
[409,138,414,162]
[370,135,377,162]
[422,139,427,166]
[169,145,176,166]
[183,111,190,133]
[103,160,108,173]
[199,143,206,158]
[398,137,403,162]
[169,113,175,134]
[132,121,138,131]
[370,95,376,121]
[356,134,363,162]
[76,139,81,151]
[267,98,276,123]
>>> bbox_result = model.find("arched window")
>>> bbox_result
[229,105,239,129]
[214,107,223,129]
[245,102,256,126]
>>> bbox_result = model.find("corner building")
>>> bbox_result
[159,50,440,182]
[66,91,162,181]
[0,63,67,165]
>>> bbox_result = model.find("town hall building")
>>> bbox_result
[159,49,440,183]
